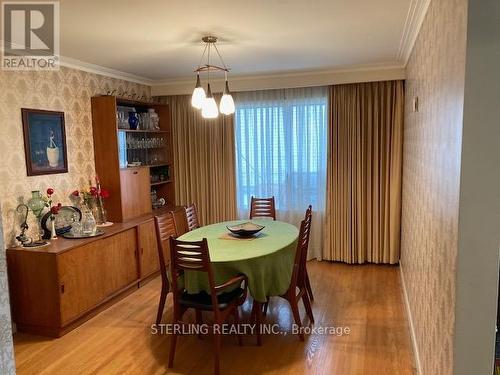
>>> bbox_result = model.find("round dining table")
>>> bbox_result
[177,219,299,302]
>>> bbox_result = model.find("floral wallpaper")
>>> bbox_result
[401,0,467,374]
[0,67,150,246]
[0,66,151,372]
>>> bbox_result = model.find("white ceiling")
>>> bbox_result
[60,0,414,82]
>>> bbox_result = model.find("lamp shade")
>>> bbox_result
[201,84,219,118]
[191,74,205,109]
[219,80,235,115]
[220,93,235,115]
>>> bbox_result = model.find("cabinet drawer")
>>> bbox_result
[120,167,152,220]
[57,229,139,325]
[139,220,160,278]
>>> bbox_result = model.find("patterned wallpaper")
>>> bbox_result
[0,67,150,372]
[0,67,150,246]
[0,214,14,374]
[400,0,467,374]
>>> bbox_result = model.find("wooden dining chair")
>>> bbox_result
[171,206,189,236]
[154,212,177,325]
[249,196,276,220]
[254,207,314,342]
[168,237,248,375]
[185,203,200,231]
[303,205,314,302]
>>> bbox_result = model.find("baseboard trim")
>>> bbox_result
[399,263,423,375]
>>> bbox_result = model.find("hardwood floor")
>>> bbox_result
[13,261,415,375]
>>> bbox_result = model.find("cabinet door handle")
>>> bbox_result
[60,283,65,294]
[133,171,138,175]
[141,248,144,254]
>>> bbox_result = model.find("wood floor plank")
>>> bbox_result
[13,261,415,375]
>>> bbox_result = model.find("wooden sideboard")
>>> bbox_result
[6,210,169,337]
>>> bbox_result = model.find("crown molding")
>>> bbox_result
[59,56,154,86]
[150,63,406,96]
[397,0,432,64]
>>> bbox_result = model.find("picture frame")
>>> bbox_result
[21,108,68,176]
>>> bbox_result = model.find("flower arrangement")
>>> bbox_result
[70,187,109,209]
[69,176,110,225]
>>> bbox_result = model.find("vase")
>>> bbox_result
[81,208,97,235]
[128,112,139,130]
[50,218,58,239]
[47,146,60,167]
[27,191,46,241]
[91,200,107,225]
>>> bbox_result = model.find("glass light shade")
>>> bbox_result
[202,97,219,118]
[219,93,235,115]
[191,86,205,109]
[191,74,205,109]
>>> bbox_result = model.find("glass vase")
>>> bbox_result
[27,190,46,241]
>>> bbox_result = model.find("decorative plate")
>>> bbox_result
[62,229,105,239]
[226,222,265,237]
[41,206,82,238]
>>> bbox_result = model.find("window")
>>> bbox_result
[234,87,328,215]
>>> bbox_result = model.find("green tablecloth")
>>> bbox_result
[177,220,299,302]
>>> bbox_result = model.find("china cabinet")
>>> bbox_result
[90,96,175,222]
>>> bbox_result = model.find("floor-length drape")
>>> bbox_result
[234,87,328,259]
[324,81,404,264]
[161,95,237,225]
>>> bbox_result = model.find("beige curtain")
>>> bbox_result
[161,95,237,225]
[324,81,404,264]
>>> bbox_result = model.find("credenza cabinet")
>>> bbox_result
[7,215,164,337]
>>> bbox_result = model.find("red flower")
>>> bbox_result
[47,188,54,196]
[71,190,80,197]
[57,202,62,208]
[50,205,60,214]
[89,187,98,196]
[99,189,110,199]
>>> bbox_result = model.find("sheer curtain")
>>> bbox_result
[234,87,328,259]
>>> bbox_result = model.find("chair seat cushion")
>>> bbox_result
[180,288,244,310]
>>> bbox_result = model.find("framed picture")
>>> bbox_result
[21,108,68,176]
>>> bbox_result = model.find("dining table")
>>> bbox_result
[177,219,299,303]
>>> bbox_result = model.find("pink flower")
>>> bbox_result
[71,190,80,197]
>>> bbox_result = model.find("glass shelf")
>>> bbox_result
[118,131,168,168]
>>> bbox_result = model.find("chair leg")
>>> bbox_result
[156,284,168,325]
[168,325,178,368]
[289,298,304,341]
[302,290,315,324]
[233,308,243,346]
[213,329,221,375]
[195,309,203,339]
[263,296,269,317]
[305,270,314,302]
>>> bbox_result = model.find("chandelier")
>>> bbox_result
[191,36,235,118]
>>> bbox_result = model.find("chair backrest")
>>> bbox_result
[171,206,189,236]
[185,203,200,231]
[249,196,276,220]
[169,237,220,312]
[154,212,177,283]
[291,205,312,290]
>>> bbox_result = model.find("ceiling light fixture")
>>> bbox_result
[192,36,235,118]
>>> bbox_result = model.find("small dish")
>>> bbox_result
[226,222,265,237]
